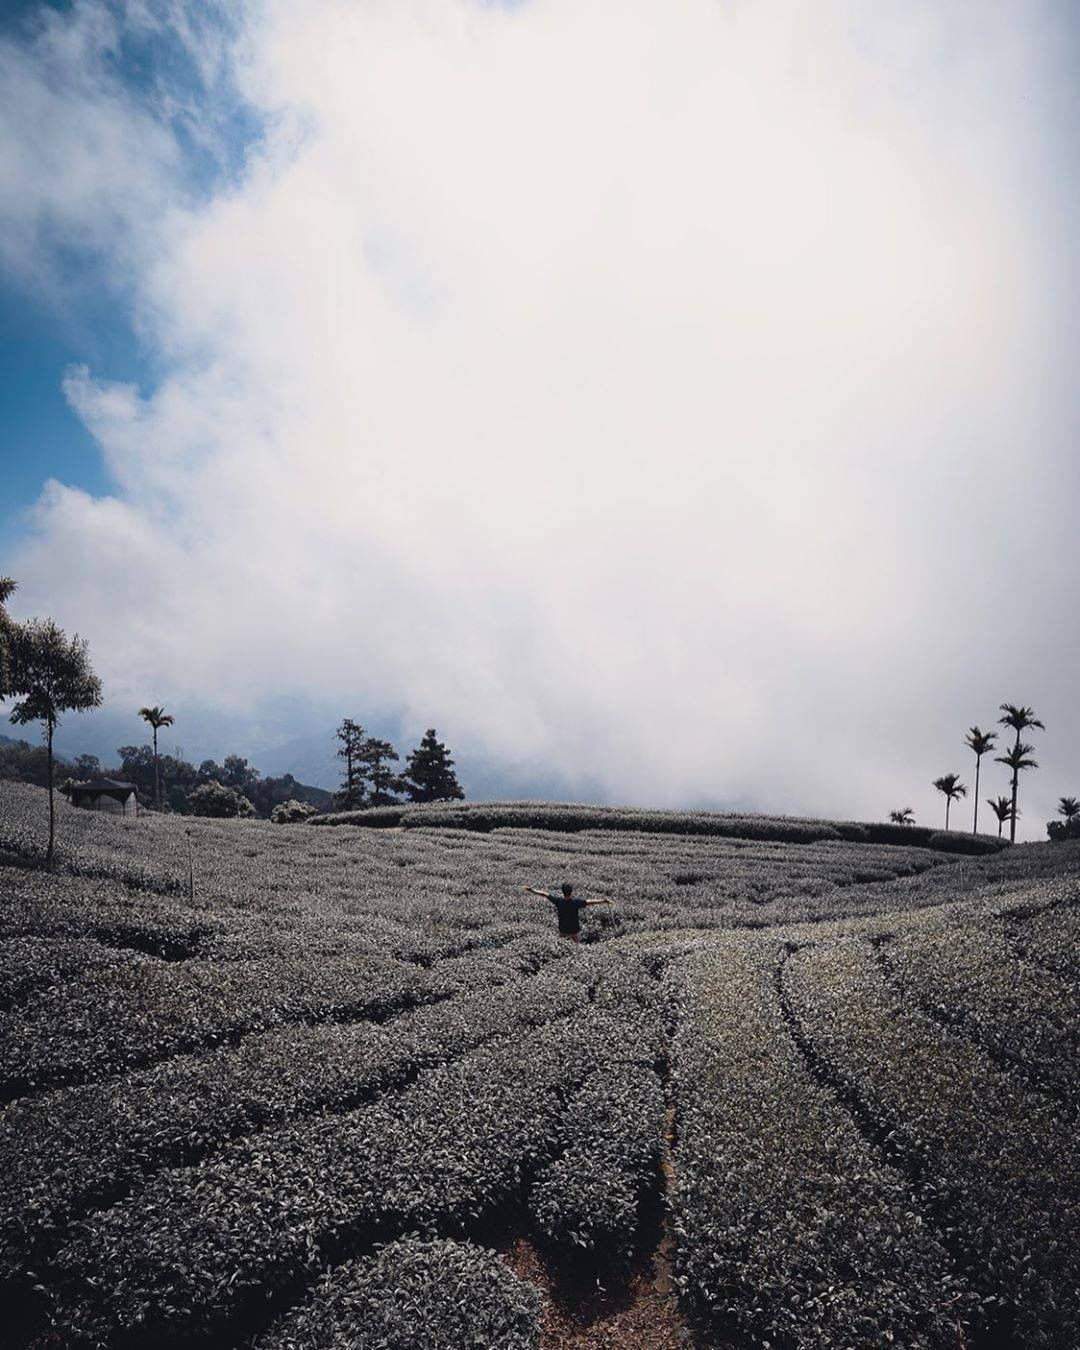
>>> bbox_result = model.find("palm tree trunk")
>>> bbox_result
[153,727,160,811]
[46,719,55,865]
[945,797,950,831]
[1009,729,1020,844]
[972,757,981,834]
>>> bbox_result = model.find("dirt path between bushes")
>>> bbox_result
[499,1105,691,1350]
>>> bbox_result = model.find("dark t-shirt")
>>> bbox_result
[548,892,588,934]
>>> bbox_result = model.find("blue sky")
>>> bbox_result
[0,0,262,549]
[1,0,1078,829]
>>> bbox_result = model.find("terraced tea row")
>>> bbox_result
[783,938,1080,1346]
[670,936,970,1349]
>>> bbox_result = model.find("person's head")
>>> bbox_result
[561,882,573,897]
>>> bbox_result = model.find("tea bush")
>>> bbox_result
[877,926,1079,1108]
[314,799,1004,855]
[271,798,317,824]
[1,779,1075,1349]
[784,941,1080,1346]
[670,937,971,1348]
[255,1237,540,1350]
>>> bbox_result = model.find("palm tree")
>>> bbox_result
[932,773,967,830]
[994,737,1039,846]
[889,808,915,825]
[987,795,1013,839]
[139,705,175,810]
[963,727,996,835]
[997,704,1044,843]
[1058,796,1080,823]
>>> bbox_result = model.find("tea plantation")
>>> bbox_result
[1,780,1077,1349]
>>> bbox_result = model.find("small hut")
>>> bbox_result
[69,780,139,817]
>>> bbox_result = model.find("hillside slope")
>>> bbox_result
[1,782,1077,1349]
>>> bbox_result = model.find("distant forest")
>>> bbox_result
[0,734,330,820]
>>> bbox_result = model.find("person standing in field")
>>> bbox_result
[525,881,613,942]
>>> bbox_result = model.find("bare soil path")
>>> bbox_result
[499,1105,692,1350]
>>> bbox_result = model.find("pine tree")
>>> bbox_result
[403,729,465,803]
[334,719,367,809]
[360,737,403,806]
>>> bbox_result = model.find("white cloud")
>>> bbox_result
[4,0,1077,834]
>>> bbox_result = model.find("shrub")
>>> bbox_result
[189,781,255,818]
[256,1237,540,1349]
[1047,817,1080,842]
[784,940,1080,1346]
[672,938,970,1348]
[271,799,317,824]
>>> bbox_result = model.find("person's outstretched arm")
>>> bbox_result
[524,885,549,897]
[584,897,613,906]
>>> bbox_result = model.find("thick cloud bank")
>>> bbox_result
[3,1,1077,833]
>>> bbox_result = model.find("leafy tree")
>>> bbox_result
[188,780,255,818]
[249,773,330,818]
[888,808,915,826]
[8,619,102,862]
[963,727,996,835]
[0,737,54,788]
[71,753,103,780]
[402,729,465,803]
[221,754,259,795]
[0,577,15,696]
[1057,796,1080,823]
[335,719,367,809]
[987,795,1013,839]
[360,737,403,806]
[138,706,175,810]
[118,745,197,808]
[932,773,967,831]
[997,703,1044,843]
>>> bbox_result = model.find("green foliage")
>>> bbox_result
[256,1237,541,1350]
[7,620,102,733]
[138,705,175,809]
[188,780,255,818]
[334,718,367,809]
[315,800,1005,855]
[673,938,970,1347]
[118,744,199,808]
[931,773,967,830]
[402,728,464,803]
[1,781,1075,1348]
[270,798,316,824]
[997,705,1044,844]
[1056,796,1080,822]
[360,735,402,806]
[334,721,408,807]
[987,795,1014,837]
[785,938,1080,1346]
[1047,816,1080,842]
[0,576,15,696]
[0,738,55,788]
[964,726,996,758]
[6,618,102,861]
[888,807,915,825]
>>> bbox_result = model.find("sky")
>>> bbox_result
[0,0,1077,835]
